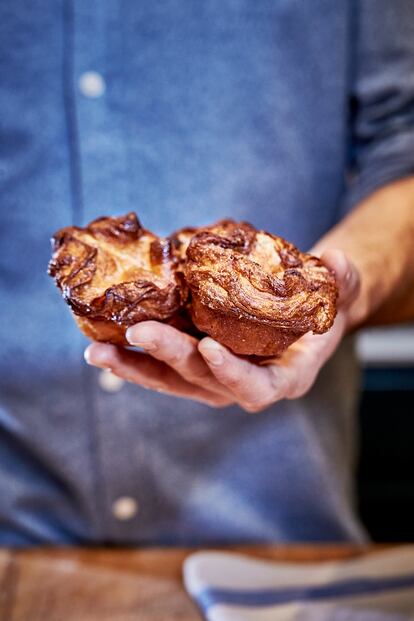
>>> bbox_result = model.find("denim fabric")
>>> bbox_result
[1,1,414,545]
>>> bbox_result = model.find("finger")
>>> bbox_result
[84,342,232,408]
[199,304,347,411]
[267,317,345,399]
[198,338,289,413]
[125,321,232,398]
[320,249,360,308]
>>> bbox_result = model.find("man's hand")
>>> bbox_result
[85,250,360,413]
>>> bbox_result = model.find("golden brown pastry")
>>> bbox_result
[184,220,338,356]
[49,212,337,356]
[48,213,187,345]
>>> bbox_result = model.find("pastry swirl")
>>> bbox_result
[183,220,337,356]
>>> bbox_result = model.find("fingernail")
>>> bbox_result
[84,345,111,368]
[125,327,157,351]
[201,345,224,366]
[84,347,93,365]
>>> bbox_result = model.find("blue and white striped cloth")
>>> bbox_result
[183,547,414,620]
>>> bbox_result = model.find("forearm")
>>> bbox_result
[313,176,414,329]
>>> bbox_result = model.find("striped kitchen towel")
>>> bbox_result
[183,546,414,620]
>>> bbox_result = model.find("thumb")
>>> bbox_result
[320,249,360,309]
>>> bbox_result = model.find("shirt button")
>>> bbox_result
[98,369,124,393]
[78,71,106,98]
[112,497,139,521]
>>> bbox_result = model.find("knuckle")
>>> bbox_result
[351,265,361,289]
[285,387,302,400]
[108,363,125,379]
[286,380,310,400]
[148,381,166,392]
[109,348,124,366]
[127,373,154,387]
[284,384,297,399]
[141,382,159,391]
[221,374,242,390]
[242,399,268,413]
[208,399,232,409]
[141,381,175,396]
[163,348,184,366]
[265,376,287,403]
[162,341,195,368]
[114,365,163,390]
[188,366,212,384]
[113,361,141,383]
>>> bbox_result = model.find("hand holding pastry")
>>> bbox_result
[49,211,356,411]
[85,249,359,412]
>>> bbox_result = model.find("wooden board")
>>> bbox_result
[0,545,377,621]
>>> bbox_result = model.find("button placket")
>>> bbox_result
[74,0,131,220]
[73,0,139,541]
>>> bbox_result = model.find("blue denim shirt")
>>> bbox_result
[1,1,414,545]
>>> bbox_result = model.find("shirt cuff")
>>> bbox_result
[342,129,414,213]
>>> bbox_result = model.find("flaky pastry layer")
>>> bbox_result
[48,213,187,342]
[184,220,337,335]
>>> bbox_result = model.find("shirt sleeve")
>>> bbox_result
[344,0,414,210]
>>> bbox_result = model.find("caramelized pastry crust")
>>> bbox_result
[48,213,187,345]
[184,220,337,356]
[49,213,337,355]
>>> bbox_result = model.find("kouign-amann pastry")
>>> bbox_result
[48,213,187,345]
[184,220,337,356]
[49,212,338,356]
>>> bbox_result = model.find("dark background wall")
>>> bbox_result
[357,366,414,542]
